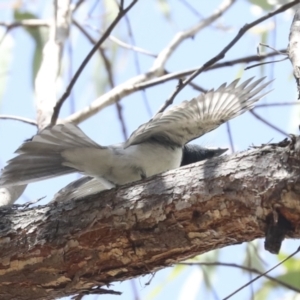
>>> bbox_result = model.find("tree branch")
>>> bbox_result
[134,49,286,90]
[50,0,138,126]
[0,115,37,126]
[0,20,50,29]
[65,0,235,124]
[1,137,300,299]
[64,45,286,125]
[179,261,300,293]
[157,0,299,114]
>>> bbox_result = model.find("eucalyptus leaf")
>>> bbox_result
[13,10,47,85]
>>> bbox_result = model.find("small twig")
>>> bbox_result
[0,20,50,29]
[255,101,300,108]
[223,246,300,300]
[134,50,286,91]
[70,0,86,12]
[50,0,138,126]
[188,82,207,93]
[101,48,128,140]
[245,57,288,70]
[178,0,203,18]
[259,42,287,56]
[150,0,236,74]
[250,110,288,137]
[156,0,299,114]
[0,115,37,126]
[108,33,157,58]
[124,13,153,117]
[178,260,300,293]
[73,18,128,140]
[84,22,157,58]
[226,122,235,153]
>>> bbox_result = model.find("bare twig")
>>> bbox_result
[223,246,300,300]
[134,50,286,91]
[72,18,128,140]
[244,56,288,70]
[124,13,152,116]
[0,115,37,126]
[250,110,288,137]
[259,43,287,56]
[0,20,50,29]
[83,22,157,58]
[65,0,235,124]
[178,260,300,293]
[255,101,300,108]
[64,46,287,125]
[100,48,128,140]
[108,33,157,58]
[188,82,207,93]
[50,0,138,126]
[226,122,234,153]
[156,0,299,114]
[70,0,86,12]
[178,0,203,18]
[150,0,236,74]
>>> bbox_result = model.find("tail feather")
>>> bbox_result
[52,176,114,202]
[0,123,102,187]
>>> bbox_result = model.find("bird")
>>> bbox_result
[0,77,272,203]
[52,145,227,202]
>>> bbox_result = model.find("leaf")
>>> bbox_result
[255,251,300,299]
[248,0,273,10]
[277,252,300,271]
[156,0,172,21]
[13,10,47,85]
[276,271,300,289]
[0,34,14,107]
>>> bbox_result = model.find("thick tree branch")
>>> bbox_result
[0,137,300,299]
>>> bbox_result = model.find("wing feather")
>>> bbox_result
[125,77,273,147]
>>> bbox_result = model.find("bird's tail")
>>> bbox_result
[0,123,102,186]
[52,176,114,202]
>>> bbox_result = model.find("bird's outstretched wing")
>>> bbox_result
[125,77,272,148]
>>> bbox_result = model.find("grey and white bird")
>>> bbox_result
[0,77,272,203]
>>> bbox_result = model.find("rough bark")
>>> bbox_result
[0,137,300,300]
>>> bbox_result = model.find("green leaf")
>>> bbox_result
[13,10,47,85]
[277,252,300,271]
[248,0,273,11]
[276,271,300,289]
[254,282,273,300]
[156,0,172,21]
